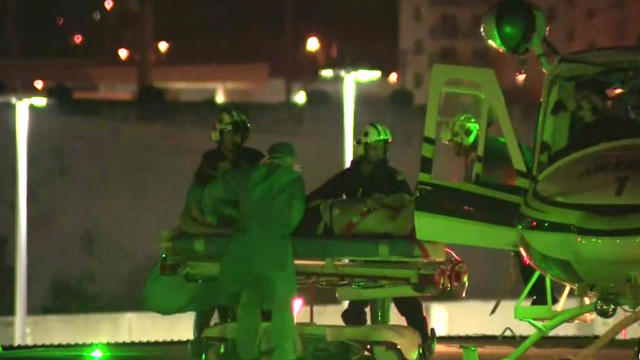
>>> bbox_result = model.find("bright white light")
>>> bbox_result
[215,88,226,104]
[343,72,356,168]
[292,90,307,106]
[292,297,305,321]
[515,71,527,86]
[29,97,48,108]
[33,79,45,91]
[14,99,30,345]
[117,48,130,61]
[319,68,334,79]
[387,71,398,84]
[90,349,103,359]
[355,69,382,83]
[157,40,170,54]
[306,36,321,53]
[487,39,503,53]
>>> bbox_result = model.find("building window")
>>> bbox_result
[429,13,459,40]
[472,47,490,66]
[439,46,459,63]
[413,39,424,55]
[413,73,424,89]
[566,26,576,43]
[468,15,483,37]
[547,6,557,24]
[413,5,423,23]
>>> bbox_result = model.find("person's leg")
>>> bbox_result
[393,297,435,359]
[341,300,369,326]
[236,283,262,360]
[393,297,429,338]
[269,269,297,360]
[189,308,215,358]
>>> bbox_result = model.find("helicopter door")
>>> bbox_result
[414,64,531,250]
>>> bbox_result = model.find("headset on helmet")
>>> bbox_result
[354,123,393,157]
[441,113,480,148]
[211,109,250,143]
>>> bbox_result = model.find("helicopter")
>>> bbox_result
[413,0,640,359]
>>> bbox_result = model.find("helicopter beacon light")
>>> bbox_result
[481,0,547,55]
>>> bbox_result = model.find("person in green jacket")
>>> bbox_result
[217,142,305,360]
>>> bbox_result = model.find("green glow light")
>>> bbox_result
[355,69,382,83]
[319,69,335,79]
[29,97,47,108]
[292,90,307,106]
[90,349,103,359]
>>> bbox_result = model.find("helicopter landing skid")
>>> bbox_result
[573,308,640,360]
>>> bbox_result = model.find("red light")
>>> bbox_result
[531,220,537,228]
[519,247,531,266]
[33,79,45,91]
[104,0,114,11]
[56,16,64,26]
[73,34,84,45]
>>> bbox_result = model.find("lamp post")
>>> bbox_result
[319,68,382,168]
[8,96,47,344]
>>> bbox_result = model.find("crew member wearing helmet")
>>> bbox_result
[184,108,264,358]
[307,123,434,356]
[194,108,264,185]
[444,113,555,307]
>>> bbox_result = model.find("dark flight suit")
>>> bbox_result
[307,158,430,341]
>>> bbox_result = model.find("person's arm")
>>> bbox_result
[390,169,412,195]
[306,169,347,202]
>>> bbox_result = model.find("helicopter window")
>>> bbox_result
[547,69,640,163]
[432,92,519,189]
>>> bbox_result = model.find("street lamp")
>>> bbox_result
[305,36,321,53]
[319,68,382,168]
[6,96,47,345]
[157,40,170,54]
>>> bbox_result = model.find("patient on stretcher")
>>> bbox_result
[295,193,414,237]
[178,181,414,238]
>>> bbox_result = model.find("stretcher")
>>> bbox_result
[159,231,468,301]
[157,231,465,359]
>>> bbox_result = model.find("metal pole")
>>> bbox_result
[342,72,356,168]
[137,0,154,89]
[14,99,30,345]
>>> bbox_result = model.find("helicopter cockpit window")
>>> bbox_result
[547,69,640,163]
[433,92,519,188]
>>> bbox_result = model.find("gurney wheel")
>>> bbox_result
[203,339,234,360]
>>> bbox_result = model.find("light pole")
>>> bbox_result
[8,95,47,344]
[319,68,382,168]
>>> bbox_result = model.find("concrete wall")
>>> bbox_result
[1,299,638,346]
[0,99,534,314]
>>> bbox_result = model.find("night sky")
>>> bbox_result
[0,0,398,75]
